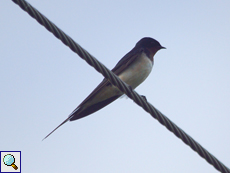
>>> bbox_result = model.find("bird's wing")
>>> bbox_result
[43,47,143,140]
[74,47,143,109]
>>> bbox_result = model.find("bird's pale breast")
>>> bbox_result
[83,52,153,106]
[118,52,153,89]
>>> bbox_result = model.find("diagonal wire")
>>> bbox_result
[11,0,230,172]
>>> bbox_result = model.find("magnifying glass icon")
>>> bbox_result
[3,154,18,170]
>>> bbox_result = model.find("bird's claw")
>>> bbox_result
[141,95,147,102]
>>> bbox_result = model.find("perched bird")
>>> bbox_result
[44,37,165,140]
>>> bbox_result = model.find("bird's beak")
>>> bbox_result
[160,46,166,49]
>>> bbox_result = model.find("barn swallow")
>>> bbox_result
[43,37,165,140]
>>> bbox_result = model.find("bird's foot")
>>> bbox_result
[141,95,147,102]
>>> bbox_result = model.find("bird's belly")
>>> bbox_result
[83,54,153,106]
[85,86,121,106]
[118,54,153,89]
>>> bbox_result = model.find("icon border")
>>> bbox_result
[1,151,21,173]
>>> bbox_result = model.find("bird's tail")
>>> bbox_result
[42,108,79,140]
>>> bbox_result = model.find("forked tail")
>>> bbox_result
[42,108,79,140]
[42,116,70,140]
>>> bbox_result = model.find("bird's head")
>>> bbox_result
[136,37,165,50]
[135,37,165,59]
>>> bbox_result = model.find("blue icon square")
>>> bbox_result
[0,151,21,173]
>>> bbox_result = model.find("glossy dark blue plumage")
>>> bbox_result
[44,37,165,140]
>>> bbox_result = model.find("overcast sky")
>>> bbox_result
[1,1,230,173]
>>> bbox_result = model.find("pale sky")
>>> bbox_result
[1,1,230,173]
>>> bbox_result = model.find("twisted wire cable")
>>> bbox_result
[12,0,230,172]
